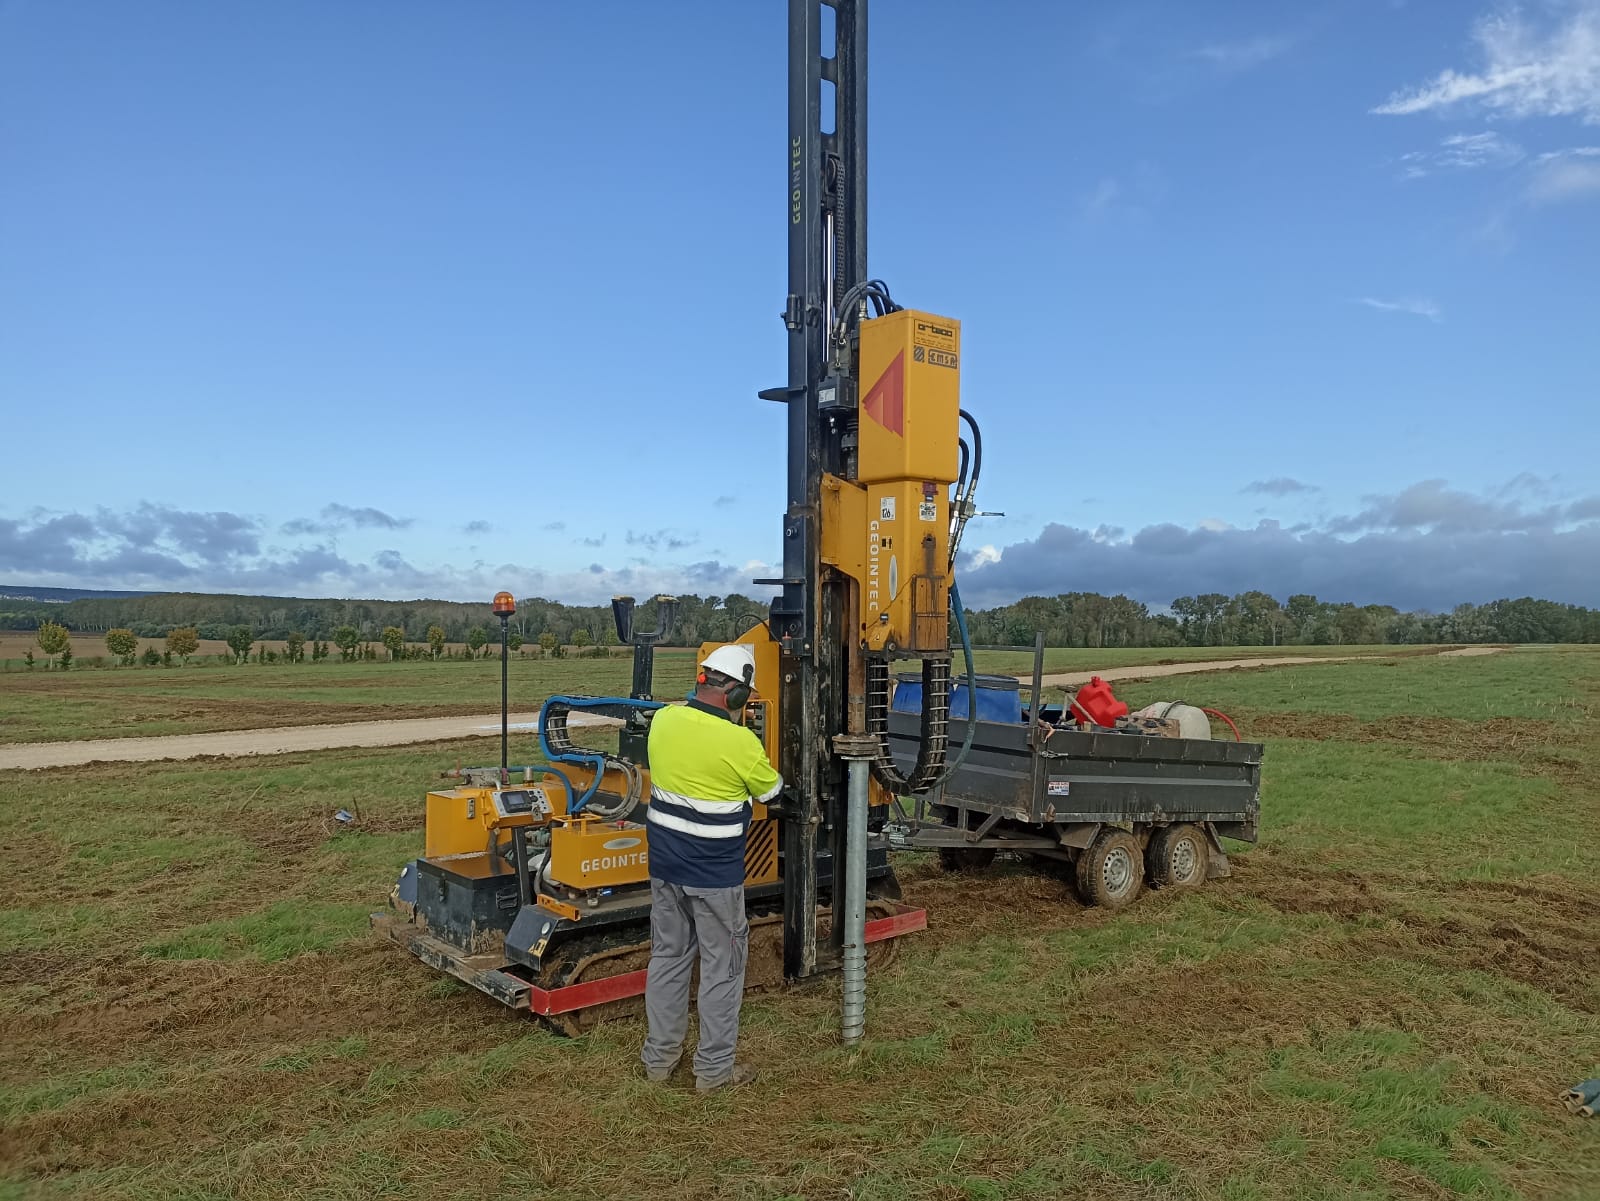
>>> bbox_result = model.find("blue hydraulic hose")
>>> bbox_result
[538,695,664,816]
[535,764,576,813]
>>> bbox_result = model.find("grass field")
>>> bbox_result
[0,651,688,745]
[1,644,1424,746]
[2,647,1597,1199]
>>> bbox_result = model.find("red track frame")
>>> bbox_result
[527,904,928,1017]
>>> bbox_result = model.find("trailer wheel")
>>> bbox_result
[938,847,997,873]
[1075,829,1144,910]
[1148,824,1209,890]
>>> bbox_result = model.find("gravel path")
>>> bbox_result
[0,712,618,772]
[1033,654,1368,689]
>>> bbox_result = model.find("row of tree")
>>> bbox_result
[8,590,1598,653]
[967,592,1600,648]
[0,590,771,648]
[19,620,620,670]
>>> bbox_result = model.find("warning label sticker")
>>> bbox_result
[919,501,937,522]
[1047,779,1071,797]
[913,320,957,352]
[879,496,896,521]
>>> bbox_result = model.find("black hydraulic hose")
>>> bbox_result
[959,408,982,484]
[950,409,984,565]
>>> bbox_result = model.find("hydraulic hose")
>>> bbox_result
[941,580,979,783]
[1202,707,1242,741]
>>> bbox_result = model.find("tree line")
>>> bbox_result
[4,588,1596,657]
[965,592,1599,647]
[0,590,772,648]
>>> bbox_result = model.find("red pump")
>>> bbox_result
[1069,676,1128,727]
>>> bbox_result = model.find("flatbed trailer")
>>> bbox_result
[884,640,1262,909]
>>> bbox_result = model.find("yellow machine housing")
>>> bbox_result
[821,308,961,655]
[421,693,783,899]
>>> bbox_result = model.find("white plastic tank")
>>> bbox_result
[1132,701,1212,740]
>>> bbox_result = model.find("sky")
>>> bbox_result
[2,0,1597,613]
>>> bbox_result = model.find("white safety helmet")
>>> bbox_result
[699,643,756,686]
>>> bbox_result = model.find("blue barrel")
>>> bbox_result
[891,672,1023,724]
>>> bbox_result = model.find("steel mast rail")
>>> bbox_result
[756,0,869,982]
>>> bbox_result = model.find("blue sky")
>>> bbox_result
[2,0,1597,611]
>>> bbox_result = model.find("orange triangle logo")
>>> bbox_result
[861,350,905,436]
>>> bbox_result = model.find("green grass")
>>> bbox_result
[1,647,1597,1200]
[0,651,696,744]
[1,643,1427,746]
[1107,646,1591,722]
[145,901,374,962]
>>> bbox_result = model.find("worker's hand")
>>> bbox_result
[762,788,798,818]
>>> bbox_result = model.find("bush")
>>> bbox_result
[142,647,163,666]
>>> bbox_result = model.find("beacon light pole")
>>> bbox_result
[493,591,516,783]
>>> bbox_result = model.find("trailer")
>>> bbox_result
[883,639,1262,908]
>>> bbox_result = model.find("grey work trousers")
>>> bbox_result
[640,877,750,1082]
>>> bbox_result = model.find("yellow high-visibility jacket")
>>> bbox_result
[646,698,782,888]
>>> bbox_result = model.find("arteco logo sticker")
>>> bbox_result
[602,837,642,851]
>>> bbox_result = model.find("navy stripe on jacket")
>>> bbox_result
[647,803,750,887]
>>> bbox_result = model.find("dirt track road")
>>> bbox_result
[1034,654,1366,689]
[0,712,618,772]
[2,648,1502,771]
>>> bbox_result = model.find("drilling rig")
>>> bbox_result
[374,0,960,1039]
[375,0,1263,1037]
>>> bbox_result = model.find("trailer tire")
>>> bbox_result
[1148,823,1208,890]
[1075,829,1144,910]
[938,847,997,873]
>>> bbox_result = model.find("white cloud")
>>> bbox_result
[1397,130,1526,176]
[1077,162,1166,222]
[1192,34,1295,71]
[1357,296,1443,321]
[970,545,1002,567]
[1372,3,1600,123]
[1527,144,1600,198]
[1081,177,1121,219]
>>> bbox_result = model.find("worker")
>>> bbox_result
[639,642,782,1091]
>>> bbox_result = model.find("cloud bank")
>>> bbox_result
[4,478,1595,612]
[956,479,1600,611]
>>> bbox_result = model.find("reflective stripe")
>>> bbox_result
[653,786,749,815]
[753,778,783,803]
[648,807,746,840]
[651,792,747,828]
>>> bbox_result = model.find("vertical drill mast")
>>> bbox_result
[760,0,869,981]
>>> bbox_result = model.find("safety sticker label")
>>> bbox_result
[919,500,937,521]
[879,496,896,521]
[1046,779,1071,797]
